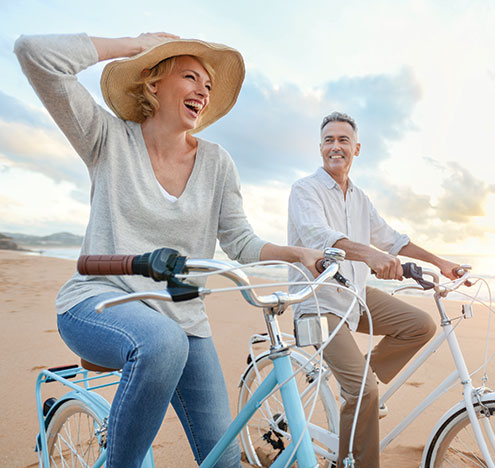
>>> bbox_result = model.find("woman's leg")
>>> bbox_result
[57,292,189,468]
[171,336,241,468]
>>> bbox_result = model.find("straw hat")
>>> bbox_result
[100,38,245,133]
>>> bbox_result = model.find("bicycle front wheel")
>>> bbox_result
[46,398,105,467]
[238,352,339,467]
[424,397,495,467]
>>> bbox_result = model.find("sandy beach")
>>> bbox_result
[1,250,492,468]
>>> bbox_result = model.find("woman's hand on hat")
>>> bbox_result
[91,33,180,62]
[134,32,180,55]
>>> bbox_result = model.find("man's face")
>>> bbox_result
[320,121,361,181]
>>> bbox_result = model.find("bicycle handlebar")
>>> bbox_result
[77,254,135,276]
[77,247,341,311]
[77,248,472,312]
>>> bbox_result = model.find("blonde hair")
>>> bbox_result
[130,55,215,121]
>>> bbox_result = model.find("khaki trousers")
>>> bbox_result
[321,287,436,468]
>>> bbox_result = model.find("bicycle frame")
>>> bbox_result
[35,367,155,468]
[290,283,495,466]
[200,305,319,468]
[378,291,495,466]
[35,251,345,468]
[35,310,320,468]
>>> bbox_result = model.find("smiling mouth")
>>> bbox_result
[330,154,344,159]
[184,100,204,117]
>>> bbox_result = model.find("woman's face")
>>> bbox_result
[151,55,211,131]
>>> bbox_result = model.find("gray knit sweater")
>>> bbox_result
[14,33,266,337]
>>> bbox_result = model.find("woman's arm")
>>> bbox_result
[260,244,323,278]
[14,32,178,166]
[90,32,179,62]
[398,242,461,280]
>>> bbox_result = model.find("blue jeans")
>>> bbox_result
[57,292,241,468]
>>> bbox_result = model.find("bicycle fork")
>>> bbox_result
[438,295,495,468]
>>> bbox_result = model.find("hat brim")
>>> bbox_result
[100,38,245,134]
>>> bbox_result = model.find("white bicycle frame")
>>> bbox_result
[380,305,495,467]
[251,267,495,467]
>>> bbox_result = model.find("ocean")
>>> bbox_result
[29,247,495,305]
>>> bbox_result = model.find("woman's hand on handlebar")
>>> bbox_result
[298,247,326,278]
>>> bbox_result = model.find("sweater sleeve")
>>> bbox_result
[216,151,267,263]
[14,33,114,167]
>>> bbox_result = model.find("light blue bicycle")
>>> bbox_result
[35,247,345,468]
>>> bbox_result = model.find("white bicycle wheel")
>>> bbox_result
[46,399,105,468]
[238,351,339,467]
[424,398,495,467]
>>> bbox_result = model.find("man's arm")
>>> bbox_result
[397,242,461,280]
[334,238,403,280]
[334,238,462,281]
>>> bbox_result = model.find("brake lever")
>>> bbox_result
[402,262,436,290]
[391,285,425,296]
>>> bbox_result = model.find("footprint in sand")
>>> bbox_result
[406,381,424,387]
[31,365,45,371]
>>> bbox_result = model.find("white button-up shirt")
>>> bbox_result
[288,167,410,330]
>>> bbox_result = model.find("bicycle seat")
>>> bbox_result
[80,358,120,373]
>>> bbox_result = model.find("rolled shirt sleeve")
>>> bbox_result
[368,200,410,255]
[288,180,348,250]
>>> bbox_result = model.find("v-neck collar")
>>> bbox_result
[136,123,203,203]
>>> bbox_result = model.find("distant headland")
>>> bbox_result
[0,232,83,251]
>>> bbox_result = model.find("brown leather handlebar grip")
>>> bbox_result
[77,255,136,276]
[315,258,326,274]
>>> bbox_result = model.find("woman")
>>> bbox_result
[15,32,322,468]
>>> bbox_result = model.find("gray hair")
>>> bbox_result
[320,111,358,136]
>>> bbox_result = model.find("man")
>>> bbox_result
[287,111,460,468]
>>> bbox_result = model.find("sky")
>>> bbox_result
[1,0,495,255]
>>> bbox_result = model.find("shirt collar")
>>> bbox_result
[316,167,354,191]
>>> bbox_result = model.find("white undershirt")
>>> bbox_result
[155,177,178,203]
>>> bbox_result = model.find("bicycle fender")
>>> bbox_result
[35,390,111,455]
[420,391,495,467]
[238,350,271,386]
[46,391,110,427]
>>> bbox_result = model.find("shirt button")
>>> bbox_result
[337,287,343,293]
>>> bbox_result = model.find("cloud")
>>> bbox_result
[435,162,495,223]
[2,66,421,192]
[0,90,53,128]
[0,165,89,235]
[321,68,422,169]
[241,181,291,244]
[0,118,90,196]
[412,221,491,245]
[367,179,433,223]
[364,162,495,246]
[201,67,422,185]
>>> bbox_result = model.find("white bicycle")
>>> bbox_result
[238,263,495,467]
